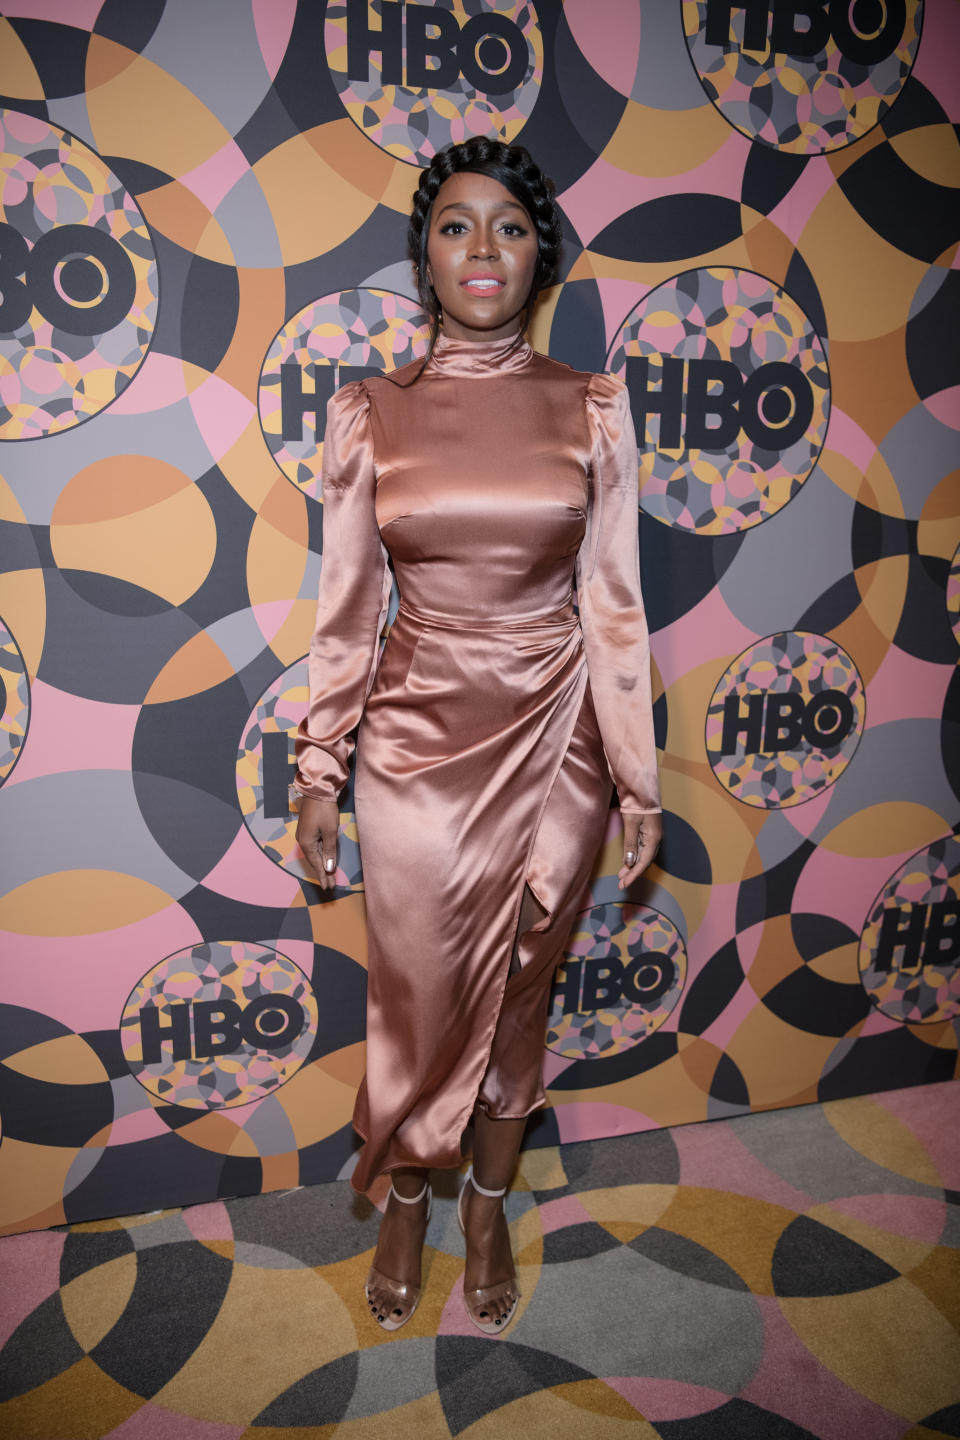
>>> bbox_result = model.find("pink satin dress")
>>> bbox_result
[294,330,661,1194]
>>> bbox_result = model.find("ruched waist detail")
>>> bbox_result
[396,598,578,634]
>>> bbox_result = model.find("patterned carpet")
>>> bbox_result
[1,1081,959,1439]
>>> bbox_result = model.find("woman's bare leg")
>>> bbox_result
[460,883,546,1321]
[461,1108,526,1323]
[369,885,544,1324]
[365,1165,430,1324]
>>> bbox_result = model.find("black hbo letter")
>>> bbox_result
[740,363,813,451]
[762,692,805,751]
[704,0,771,52]
[623,957,675,1007]
[0,223,32,332]
[830,0,906,64]
[346,0,403,83]
[802,689,854,748]
[684,359,744,451]
[770,0,831,57]
[580,960,623,1011]
[920,900,960,968]
[720,692,765,755]
[874,905,926,973]
[192,1000,244,1057]
[405,3,460,89]
[625,355,685,450]
[458,14,528,94]
[27,224,135,336]
[138,1003,192,1064]
[240,994,304,1051]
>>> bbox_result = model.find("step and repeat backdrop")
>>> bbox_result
[0,0,957,1234]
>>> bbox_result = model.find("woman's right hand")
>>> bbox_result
[295,797,341,890]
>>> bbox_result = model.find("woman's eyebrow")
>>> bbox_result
[436,199,527,217]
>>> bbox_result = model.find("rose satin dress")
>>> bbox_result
[294,330,661,1194]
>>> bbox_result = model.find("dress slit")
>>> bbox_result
[470,673,602,1125]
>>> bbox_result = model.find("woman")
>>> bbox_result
[295,138,662,1336]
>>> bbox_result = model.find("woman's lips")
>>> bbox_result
[461,277,505,294]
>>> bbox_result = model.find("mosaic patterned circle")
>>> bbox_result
[0,108,158,440]
[258,289,430,501]
[546,903,687,1059]
[859,833,960,1025]
[682,0,923,154]
[120,941,319,1109]
[949,543,960,646]
[324,0,543,166]
[706,631,866,808]
[237,659,364,891]
[0,618,29,785]
[607,268,830,535]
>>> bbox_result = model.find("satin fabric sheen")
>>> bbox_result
[295,330,661,1193]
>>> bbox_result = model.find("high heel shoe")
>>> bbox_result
[457,1164,520,1336]
[364,1178,432,1331]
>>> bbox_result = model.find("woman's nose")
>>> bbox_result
[470,227,499,260]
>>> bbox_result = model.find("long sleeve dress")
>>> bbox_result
[294,329,660,1195]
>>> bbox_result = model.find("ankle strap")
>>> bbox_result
[389,1178,430,1205]
[466,1164,507,1199]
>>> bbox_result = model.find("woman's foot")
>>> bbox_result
[364,1175,431,1330]
[458,1167,520,1333]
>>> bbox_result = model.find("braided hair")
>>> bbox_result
[396,138,562,383]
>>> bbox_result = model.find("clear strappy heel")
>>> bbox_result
[457,1164,520,1335]
[364,1177,432,1331]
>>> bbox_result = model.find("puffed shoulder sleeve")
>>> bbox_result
[576,372,661,815]
[293,381,391,802]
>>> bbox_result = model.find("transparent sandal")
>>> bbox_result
[364,1177,432,1331]
[457,1164,520,1335]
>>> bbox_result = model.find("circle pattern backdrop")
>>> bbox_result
[0,0,956,1236]
[859,833,960,1026]
[324,0,544,164]
[236,659,365,892]
[0,108,158,440]
[607,268,830,535]
[0,619,29,786]
[682,0,925,153]
[258,290,431,500]
[547,903,687,1061]
[705,632,866,808]
[120,942,319,1109]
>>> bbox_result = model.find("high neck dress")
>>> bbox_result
[295,329,661,1194]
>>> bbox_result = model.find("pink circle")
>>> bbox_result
[20,355,64,397]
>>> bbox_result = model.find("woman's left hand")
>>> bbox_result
[618,811,663,890]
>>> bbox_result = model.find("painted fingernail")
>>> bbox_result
[625,851,636,865]
[323,858,335,873]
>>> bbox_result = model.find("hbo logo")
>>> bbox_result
[873,902,960,976]
[280,362,380,445]
[346,0,529,92]
[720,690,855,755]
[0,221,135,336]
[138,994,305,1063]
[703,0,909,63]
[556,953,679,1015]
[626,355,814,453]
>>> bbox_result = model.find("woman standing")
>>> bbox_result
[295,138,662,1336]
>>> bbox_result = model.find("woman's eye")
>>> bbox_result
[501,224,528,237]
[439,221,467,234]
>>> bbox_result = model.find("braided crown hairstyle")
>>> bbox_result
[396,138,561,383]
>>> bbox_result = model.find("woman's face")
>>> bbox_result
[425,171,539,342]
